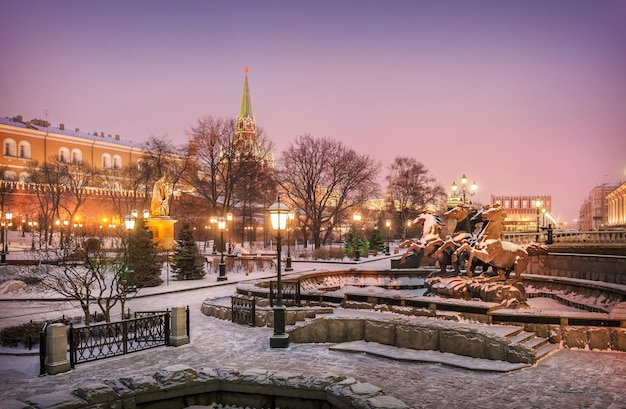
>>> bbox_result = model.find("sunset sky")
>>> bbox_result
[1,1,625,225]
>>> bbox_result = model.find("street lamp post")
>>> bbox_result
[267,197,291,348]
[1,209,12,262]
[353,213,362,261]
[451,174,478,204]
[124,212,136,262]
[217,217,227,281]
[209,216,218,254]
[385,219,391,255]
[285,211,294,271]
[535,198,542,233]
[226,212,233,254]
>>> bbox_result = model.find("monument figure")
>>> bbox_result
[150,176,170,217]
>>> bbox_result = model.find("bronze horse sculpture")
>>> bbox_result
[454,204,545,281]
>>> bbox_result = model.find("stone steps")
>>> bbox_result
[507,327,558,363]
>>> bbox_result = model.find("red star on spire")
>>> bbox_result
[243,66,249,73]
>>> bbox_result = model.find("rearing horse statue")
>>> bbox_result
[454,203,543,281]
[394,212,444,265]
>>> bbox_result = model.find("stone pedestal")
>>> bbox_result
[145,217,178,250]
[45,323,71,375]
[169,306,190,346]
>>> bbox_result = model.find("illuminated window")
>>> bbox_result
[59,147,70,163]
[18,141,31,159]
[102,153,111,169]
[112,154,122,170]
[3,138,17,157]
[71,148,83,164]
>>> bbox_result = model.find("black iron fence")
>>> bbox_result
[38,323,47,376]
[69,312,170,368]
[269,279,301,307]
[232,295,256,326]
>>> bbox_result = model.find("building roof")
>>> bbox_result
[0,116,144,149]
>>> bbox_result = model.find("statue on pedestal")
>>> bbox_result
[150,176,170,217]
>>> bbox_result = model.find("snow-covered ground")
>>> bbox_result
[0,243,625,408]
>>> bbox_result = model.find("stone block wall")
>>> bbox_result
[526,253,626,285]
[17,365,408,409]
[289,317,536,364]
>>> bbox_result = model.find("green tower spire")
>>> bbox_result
[239,66,254,119]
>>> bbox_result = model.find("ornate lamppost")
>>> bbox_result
[451,174,478,204]
[535,198,542,236]
[385,219,391,255]
[209,216,218,254]
[217,217,227,281]
[226,212,233,254]
[28,219,37,250]
[285,210,294,271]
[124,212,137,263]
[353,212,362,261]
[1,209,12,262]
[267,197,291,348]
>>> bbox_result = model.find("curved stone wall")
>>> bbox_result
[15,365,408,409]
[288,316,537,364]
[526,253,626,285]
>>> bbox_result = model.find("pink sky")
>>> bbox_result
[1,1,625,225]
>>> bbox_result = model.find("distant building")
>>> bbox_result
[605,181,626,229]
[578,183,618,230]
[490,195,552,232]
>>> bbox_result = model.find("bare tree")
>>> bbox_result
[386,157,446,238]
[276,135,380,249]
[184,116,275,238]
[30,229,135,324]
[26,159,65,245]
[58,160,99,222]
[141,135,188,216]
[100,163,150,219]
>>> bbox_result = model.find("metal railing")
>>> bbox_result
[504,230,626,245]
[69,312,170,368]
[38,323,48,376]
[269,279,301,307]
[231,295,256,326]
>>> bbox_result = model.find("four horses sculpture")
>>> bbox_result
[394,203,544,281]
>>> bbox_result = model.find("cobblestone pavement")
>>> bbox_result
[1,258,625,408]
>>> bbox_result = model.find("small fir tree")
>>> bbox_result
[345,228,369,258]
[127,220,163,287]
[171,223,206,280]
[368,228,385,253]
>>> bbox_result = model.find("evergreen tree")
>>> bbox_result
[171,223,206,280]
[345,228,369,258]
[127,219,163,287]
[368,228,385,253]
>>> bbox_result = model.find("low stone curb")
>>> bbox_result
[330,340,532,372]
[15,364,408,409]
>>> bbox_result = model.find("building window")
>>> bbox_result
[3,138,17,157]
[112,154,122,170]
[71,148,83,165]
[19,172,29,182]
[3,170,17,181]
[18,141,31,159]
[59,147,70,163]
[102,153,111,169]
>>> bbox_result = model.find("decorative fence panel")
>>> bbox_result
[504,230,626,245]
[38,323,47,376]
[269,279,301,307]
[231,295,256,326]
[69,312,170,368]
